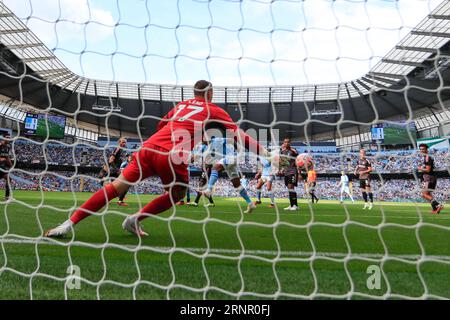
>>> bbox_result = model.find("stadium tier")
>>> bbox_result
[0,0,448,303]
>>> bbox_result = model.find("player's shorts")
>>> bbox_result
[217,156,239,179]
[284,173,298,187]
[122,144,189,187]
[359,178,371,189]
[260,175,274,184]
[341,186,350,194]
[423,175,437,191]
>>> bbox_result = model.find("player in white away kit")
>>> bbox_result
[203,136,256,214]
[254,156,276,207]
[338,171,354,203]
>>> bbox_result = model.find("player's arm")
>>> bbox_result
[211,107,268,156]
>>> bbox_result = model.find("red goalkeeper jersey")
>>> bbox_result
[144,98,263,156]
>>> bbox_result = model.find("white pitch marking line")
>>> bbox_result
[2,238,450,261]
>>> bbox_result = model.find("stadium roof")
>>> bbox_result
[0,1,449,140]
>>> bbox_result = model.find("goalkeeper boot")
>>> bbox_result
[44,220,73,238]
[204,203,215,208]
[244,202,256,214]
[187,202,198,207]
[122,215,149,237]
[268,203,275,208]
[255,200,262,205]
[284,206,293,211]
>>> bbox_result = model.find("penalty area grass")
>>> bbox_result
[0,190,449,299]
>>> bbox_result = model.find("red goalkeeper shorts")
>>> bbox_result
[122,144,189,187]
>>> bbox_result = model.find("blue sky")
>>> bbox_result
[3,0,443,86]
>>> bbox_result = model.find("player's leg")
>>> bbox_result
[44,175,130,237]
[230,176,255,214]
[312,183,319,203]
[122,150,189,236]
[360,180,369,209]
[423,178,443,214]
[116,170,130,206]
[366,183,373,210]
[204,162,224,196]
[123,184,187,237]
[192,172,206,206]
[2,173,11,200]
[347,187,355,203]
[186,187,191,203]
[255,178,264,204]
[285,174,298,211]
[266,179,275,207]
[340,188,344,203]
[44,149,151,237]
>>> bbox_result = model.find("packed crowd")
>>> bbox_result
[9,140,450,173]
[1,169,448,203]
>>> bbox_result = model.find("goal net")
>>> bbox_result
[0,0,449,300]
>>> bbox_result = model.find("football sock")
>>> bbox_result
[137,191,183,221]
[257,190,262,201]
[70,183,118,224]
[208,196,214,204]
[362,192,368,202]
[268,191,274,204]
[118,189,128,202]
[186,189,190,202]
[431,199,439,210]
[369,192,373,203]
[238,186,252,204]
[207,170,219,190]
[5,178,10,198]
[289,190,298,207]
[194,192,202,204]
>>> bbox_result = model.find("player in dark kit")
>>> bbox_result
[418,144,444,214]
[354,149,373,210]
[99,137,129,206]
[280,138,299,211]
[0,136,12,200]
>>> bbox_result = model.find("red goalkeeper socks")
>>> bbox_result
[137,193,178,221]
[70,184,118,224]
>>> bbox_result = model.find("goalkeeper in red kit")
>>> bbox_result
[45,80,269,237]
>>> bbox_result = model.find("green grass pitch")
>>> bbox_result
[0,191,449,300]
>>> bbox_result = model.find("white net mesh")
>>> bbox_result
[0,0,449,300]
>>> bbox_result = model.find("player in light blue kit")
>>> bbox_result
[203,136,256,214]
[337,171,354,203]
[240,175,249,190]
[254,156,276,207]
